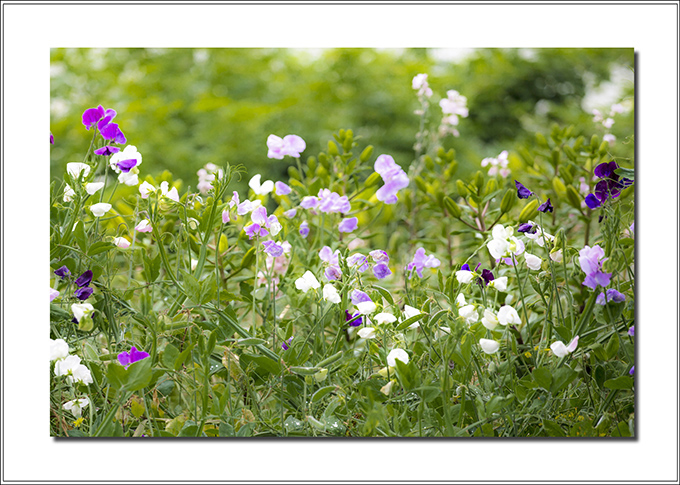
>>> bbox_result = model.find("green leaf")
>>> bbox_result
[73,221,88,253]
[396,313,427,331]
[542,419,566,437]
[533,368,553,390]
[550,366,578,395]
[236,338,267,346]
[180,270,201,303]
[143,252,161,283]
[106,358,153,392]
[614,167,634,180]
[290,366,322,376]
[605,334,620,360]
[174,344,195,371]
[372,285,394,305]
[88,241,115,256]
[604,376,634,390]
[161,343,180,368]
[218,422,235,437]
[241,246,256,269]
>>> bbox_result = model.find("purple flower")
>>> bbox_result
[267,134,306,159]
[50,288,60,302]
[518,223,537,234]
[515,180,532,199]
[585,194,601,209]
[407,247,441,278]
[82,105,126,144]
[351,289,372,305]
[299,221,310,238]
[284,208,297,218]
[629,365,634,376]
[338,217,358,233]
[481,269,495,285]
[324,266,342,281]
[117,346,150,369]
[50,132,54,145]
[596,288,626,305]
[578,245,612,290]
[300,196,319,209]
[74,287,94,301]
[82,105,110,130]
[262,240,284,257]
[74,270,93,288]
[374,155,409,204]
[373,262,392,279]
[345,310,362,327]
[116,158,139,173]
[319,246,339,265]
[275,181,291,196]
[94,146,121,156]
[99,122,126,144]
[318,189,351,214]
[245,223,268,239]
[281,337,293,351]
[54,266,71,278]
[537,198,553,213]
[585,161,633,209]
[369,250,389,263]
[347,254,369,272]
[593,161,618,179]
[628,325,634,337]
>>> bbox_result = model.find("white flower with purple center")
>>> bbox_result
[299,221,310,238]
[406,247,441,278]
[110,145,142,174]
[374,155,409,204]
[267,134,306,159]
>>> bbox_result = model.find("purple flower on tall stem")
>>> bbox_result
[275,181,291,196]
[100,122,126,144]
[407,247,441,278]
[54,266,71,278]
[281,337,293,351]
[50,132,54,145]
[74,287,94,301]
[596,288,626,305]
[244,223,268,240]
[94,146,121,156]
[117,346,150,369]
[515,180,532,199]
[481,269,495,286]
[585,161,633,209]
[74,270,93,288]
[373,262,392,279]
[374,155,409,204]
[537,198,553,213]
[578,245,612,289]
[262,240,284,257]
[338,217,358,233]
[350,289,372,305]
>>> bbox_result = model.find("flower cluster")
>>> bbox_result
[82,104,126,144]
[439,89,469,137]
[244,206,282,239]
[109,145,143,186]
[374,155,409,205]
[481,150,511,178]
[197,163,223,194]
[592,103,626,144]
[406,247,440,278]
[51,338,93,385]
[267,134,306,159]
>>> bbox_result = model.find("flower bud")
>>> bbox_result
[563,145,577,161]
[565,185,582,210]
[551,148,561,167]
[518,199,539,223]
[288,166,301,181]
[554,228,566,250]
[474,171,485,190]
[444,196,462,218]
[561,165,573,185]
[306,156,317,173]
[415,176,428,194]
[536,132,549,148]
[500,189,516,214]
[552,176,567,199]
[327,141,339,157]
[359,145,374,163]
[424,155,435,171]
[364,171,382,188]
[456,180,469,197]
[485,178,497,195]
[318,152,330,169]
[590,134,600,152]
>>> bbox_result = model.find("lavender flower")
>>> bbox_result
[299,221,310,238]
[245,223,268,239]
[515,180,532,199]
[628,325,635,337]
[350,289,372,305]
[74,287,94,301]
[578,245,612,289]
[50,288,60,302]
[347,253,369,272]
[267,134,306,159]
[369,250,389,263]
[338,217,358,233]
[262,240,284,257]
[317,189,351,214]
[373,262,392,279]
[629,365,635,376]
[117,346,150,369]
[596,288,626,305]
[54,266,71,278]
[281,337,293,351]
[275,181,291,196]
[537,198,553,213]
[300,196,319,209]
[74,270,93,288]
[374,155,409,204]
[407,247,441,278]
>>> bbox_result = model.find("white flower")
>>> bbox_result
[71,364,93,385]
[268,218,282,237]
[602,117,615,129]
[603,133,616,145]
[118,171,139,187]
[160,181,179,202]
[356,301,377,315]
[455,293,467,308]
[374,312,397,325]
[550,249,563,263]
[113,237,131,249]
[524,222,554,247]
[66,162,91,180]
[459,304,478,325]
[402,305,422,329]
[456,270,474,284]
[551,336,579,358]
[479,338,500,354]
[135,219,153,233]
[488,276,508,292]
[63,184,76,202]
[191,259,198,271]
[487,238,510,260]
[295,271,320,293]
[63,398,90,418]
[85,182,105,195]
[71,303,94,322]
[54,354,89,383]
[380,380,395,396]
[248,174,274,196]
[525,253,542,271]
[358,327,376,339]
[50,338,70,361]
[481,309,499,330]
[139,181,156,199]
[90,202,112,217]
[110,145,142,173]
[412,73,433,98]
[387,348,410,367]
[497,305,521,326]
[322,284,341,304]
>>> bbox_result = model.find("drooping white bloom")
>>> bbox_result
[63,397,90,418]
[50,338,70,361]
[497,305,521,326]
[356,301,377,315]
[54,355,82,377]
[89,203,112,217]
[374,312,397,325]
[479,338,500,354]
[380,380,395,396]
[71,303,94,322]
[550,249,563,263]
[551,336,579,358]
[459,304,478,324]
[525,253,542,271]
[481,309,499,330]
[135,219,152,233]
[248,174,275,196]
[113,237,131,249]
[295,271,320,293]
[488,276,508,292]
[67,162,91,180]
[159,181,179,202]
[455,293,467,308]
[488,224,524,261]
[85,182,105,195]
[387,348,410,367]
[71,364,93,385]
[456,270,475,284]
[118,171,139,187]
[63,184,76,202]
[322,284,341,304]
[358,327,376,339]
[139,181,156,199]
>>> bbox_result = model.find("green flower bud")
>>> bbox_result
[500,188,516,214]
[485,178,498,195]
[563,145,577,161]
[328,141,339,157]
[551,148,561,167]
[288,166,301,181]
[364,171,382,188]
[444,196,462,218]
[518,199,539,223]
[318,152,330,170]
[552,177,567,199]
[307,156,317,173]
[474,171,485,190]
[415,176,428,193]
[565,185,583,210]
[590,134,600,152]
[424,155,435,171]
[536,132,549,148]
[359,145,374,163]
[456,180,469,197]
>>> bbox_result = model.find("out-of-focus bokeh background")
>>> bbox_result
[50,48,634,191]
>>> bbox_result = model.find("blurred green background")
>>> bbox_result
[50,48,634,192]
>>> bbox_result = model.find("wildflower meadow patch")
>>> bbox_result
[50,51,635,438]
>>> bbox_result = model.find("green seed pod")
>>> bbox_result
[359,145,374,163]
[518,199,539,223]
[563,145,577,161]
[318,152,330,170]
[561,165,574,185]
[338,129,345,139]
[474,171,485,190]
[364,171,382,188]
[552,176,567,199]
[415,176,428,193]
[590,134,600,152]
[444,196,462,218]
[551,148,561,167]
[288,166,301,181]
[424,155,435,171]
[485,178,498,195]
[307,156,317,173]
[565,185,582,210]
[328,141,339,157]
[554,228,566,250]
[536,132,549,148]
[456,180,469,197]
[342,135,353,154]
[500,189,516,214]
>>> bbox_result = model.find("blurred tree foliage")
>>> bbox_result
[50,48,633,191]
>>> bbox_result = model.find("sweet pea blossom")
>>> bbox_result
[139,181,155,199]
[345,310,363,327]
[63,184,76,202]
[281,337,293,351]
[387,348,410,367]
[579,245,612,289]
[85,182,105,196]
[537,198,553,213]
[295,271,321,293]
[63,398,90,418]
[50,132,54,144]
[299,221,310,238]
[94,145,120,156]
[267,134,306,159]
[110,145,142,174]
[550,336,579,358]
[317,189,351,214]
[374,312,397,325]
[358,327,376,339]
[459,304,479,326]
[439,90,469,137]
[356,300,377,315]
[549,249,563,263]
[628,326,635,337]
[54,355,93,385]
[262,240,284,258]
[117,346,150,368]
[54,266,71,278]
[90,203,112,217]
[135,219,153,233]
[275,181,291,196]
[481,150,510,178]
[487,224,525,263]
[50,338,70,361]
[373,263,392,279]
[522,222,554,247]
[374,155,409,204]
[71,302,94,322]
[525,253,542,271]
[515,180,533,199]
[284,208,297,218]
[497,305,521,326]
[322,284,341,304]
[75,270,93,288]
[596,289,626,305]
[67,162,91,180]
[479,339,500,354]
[402,305,423,329]
[74,287,94,301]
[488,276,508,292]
[300,196,319,209]
[481,309,499,330]
[407,247,441,278]
[113,237,131,249]
[249,174,274,196]
[338,217,358,233]
[412,73,433,98]
[237,199,262,215]
[584,161,633,209]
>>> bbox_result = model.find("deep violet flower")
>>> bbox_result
[629,365,635,376]
[585,161,633,209]
[74,287,94,301]
[117,346,150,369]
[345,310,363,327]
[54,266,71,278]
[481,269,495,285]
[537,198,553,213]
[281,337,293,351]
[518,222,537,234]
[94,146,121,156]
[515,180,532,199]
[50,132,54,144]
[596,288,626,305]
[74,270,93,288]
